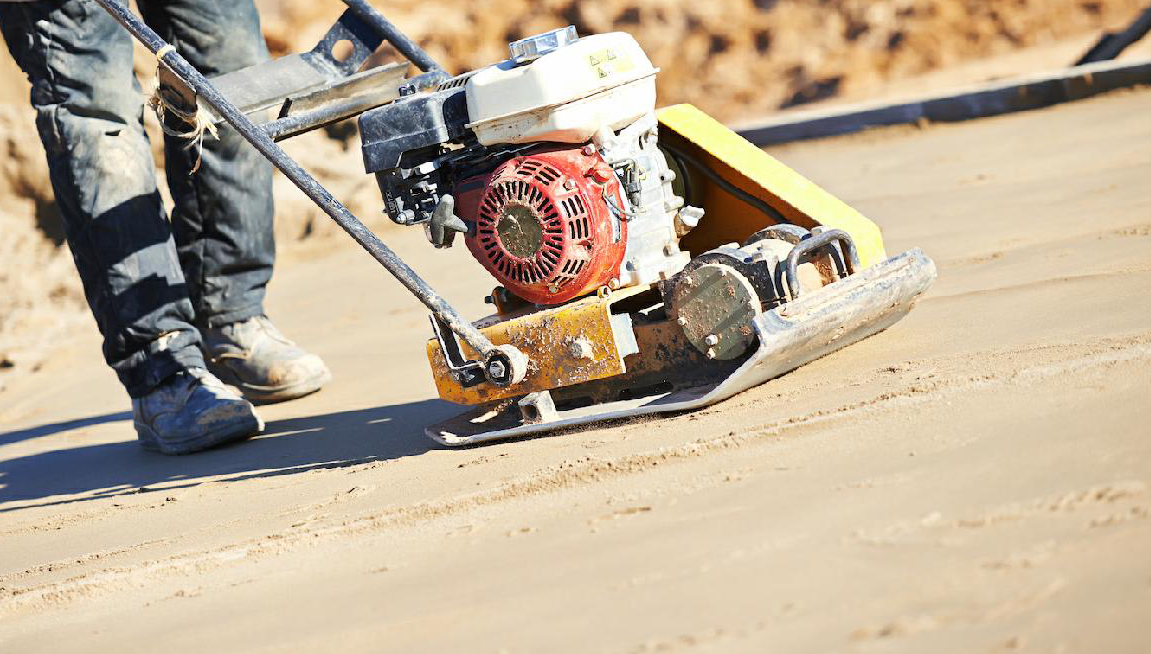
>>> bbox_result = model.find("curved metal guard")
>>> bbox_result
[784,228,861,299]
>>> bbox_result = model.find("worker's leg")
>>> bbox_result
[139,0,330,403]
[0,0,206,396]
[137,0,275,328]
[0,0,262,454]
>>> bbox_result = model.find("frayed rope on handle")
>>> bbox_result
[147,44,218,173]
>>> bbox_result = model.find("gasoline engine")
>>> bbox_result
[361,27,693,306]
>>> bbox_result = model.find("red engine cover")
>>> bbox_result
[455,146,628,305]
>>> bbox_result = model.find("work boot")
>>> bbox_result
[132,368,264,455]
[201,315,331,404]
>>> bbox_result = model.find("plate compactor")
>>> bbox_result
[98,2,937,445]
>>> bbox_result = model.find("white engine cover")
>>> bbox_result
[465,32,657,146]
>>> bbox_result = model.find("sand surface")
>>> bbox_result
[0,85,1148,651]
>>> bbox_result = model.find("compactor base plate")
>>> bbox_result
[428,248,936,446]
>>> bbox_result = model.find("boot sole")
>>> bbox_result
[135,411,264,456]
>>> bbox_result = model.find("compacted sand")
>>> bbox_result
[1,88,1149,652]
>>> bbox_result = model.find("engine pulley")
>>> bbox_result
[455,146,628,305]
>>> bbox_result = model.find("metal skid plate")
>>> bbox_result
[427,248,937,446]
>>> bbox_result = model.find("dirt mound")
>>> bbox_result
[257,0,1147,120]
[0,105,87,374]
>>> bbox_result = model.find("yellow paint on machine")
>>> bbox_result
[427,286,647,406]
[657,104,887,269]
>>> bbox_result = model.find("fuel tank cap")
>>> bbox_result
[509,26,579,64]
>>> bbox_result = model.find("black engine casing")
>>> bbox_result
[359,87,470,174]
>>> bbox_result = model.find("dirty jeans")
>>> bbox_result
[0,0,274,397]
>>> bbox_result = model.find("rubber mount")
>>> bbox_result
[484,345,529,387]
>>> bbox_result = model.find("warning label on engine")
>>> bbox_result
[588,48,636,79]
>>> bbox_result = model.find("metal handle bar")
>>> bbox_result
[341,0,442,72]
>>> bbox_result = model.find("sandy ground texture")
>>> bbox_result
[0,84,1149,650]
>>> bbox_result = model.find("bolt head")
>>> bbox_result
[677,316,689,327]
[487,360,507,380]
[705,334,720,346]
[706,348,717,359]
